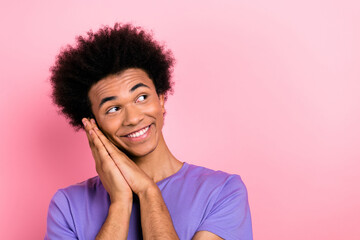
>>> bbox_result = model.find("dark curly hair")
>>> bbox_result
[50,23,175,130]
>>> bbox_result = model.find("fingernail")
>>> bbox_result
[91,119,95,124]
[82,119,87,127]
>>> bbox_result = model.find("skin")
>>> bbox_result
[84,68,222,239]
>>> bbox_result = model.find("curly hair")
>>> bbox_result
[50,23,175,130]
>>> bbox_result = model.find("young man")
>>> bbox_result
[46,23,252,240]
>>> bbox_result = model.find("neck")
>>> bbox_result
[131,134,182,183]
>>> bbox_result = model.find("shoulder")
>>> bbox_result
[46,177,109,239]
[186,164,252,239]
[161,163,252,239]
[183,163,247,193]
[165,162,249,210]
[50,176,106,208]
[61,175,102,193]
[183,163,250,221]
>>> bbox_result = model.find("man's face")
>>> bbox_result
[88,68,165,158]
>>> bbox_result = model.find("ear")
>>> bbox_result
[159,94,165,114]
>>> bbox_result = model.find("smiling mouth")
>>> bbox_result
[125,125,151,138]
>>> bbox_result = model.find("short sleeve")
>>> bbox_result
[196,175,253,240]
[45,190,78,240]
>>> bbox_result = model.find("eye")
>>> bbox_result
[136,95,147,103]
[106,106,120,114]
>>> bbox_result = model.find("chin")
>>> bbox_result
[126,147,157,159]
[116,142,157,159]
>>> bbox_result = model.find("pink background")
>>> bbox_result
[1,0,359,239]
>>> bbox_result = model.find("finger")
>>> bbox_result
[82,118,103,168]
[89,119,144,182]
[89,127,115,164]
[87,121,132,188]
[92,127,142,180]
[82,118,97,158]
[90,122,153,194]
[87,120,135,179]
[90,132,112,173]
[92,126,128,161]
[82,118,95,147]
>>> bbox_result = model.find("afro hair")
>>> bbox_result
[50,23,175,130]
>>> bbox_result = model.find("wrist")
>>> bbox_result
[109,200,132,216]
[96,200,132,240]
[138,183,160,200]
[110,191,133,204]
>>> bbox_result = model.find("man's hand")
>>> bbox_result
[83,118,179,239]
[83,118,133,204]
[83,118,157,197]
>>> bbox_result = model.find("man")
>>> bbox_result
[46,23,252,239]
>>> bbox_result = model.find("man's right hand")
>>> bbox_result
[82,118,133,205]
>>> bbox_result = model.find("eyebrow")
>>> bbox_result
[98,83,150,109]
[99,96,117,109]
[130,83,150,92]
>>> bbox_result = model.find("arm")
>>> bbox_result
[83,118,133,240]
[138,186,179,240]
[84,118,179,239]
[192,231,223,240]
[95,202,132,240]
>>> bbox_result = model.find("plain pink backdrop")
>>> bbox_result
[1,0,359,239]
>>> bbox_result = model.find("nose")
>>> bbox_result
[122,105,144,126]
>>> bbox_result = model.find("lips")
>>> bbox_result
[124,125,151,138]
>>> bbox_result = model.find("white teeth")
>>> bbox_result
[127,126,149,138]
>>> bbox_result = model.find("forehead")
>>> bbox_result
[88,68,155,101]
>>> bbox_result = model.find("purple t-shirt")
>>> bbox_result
[45,162,253,239]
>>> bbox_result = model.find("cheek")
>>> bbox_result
[141,102,164,127]
[145,102,163,118]
[98,117,119,136]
